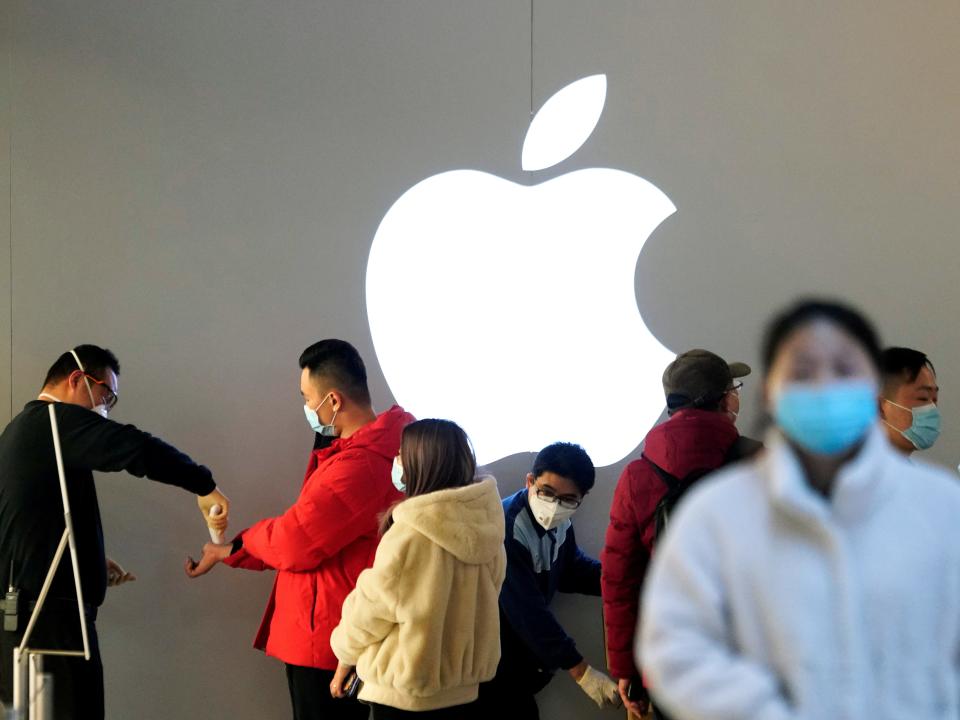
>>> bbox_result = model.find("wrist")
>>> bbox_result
[569,660,588,682]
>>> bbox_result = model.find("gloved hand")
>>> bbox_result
[576,665,623,709]
[197,488,230,532]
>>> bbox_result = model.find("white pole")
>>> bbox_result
[16,532,69,655]
[12,648,27,718]
[46,405,90,661]
[28,655,52,720]
[28,654,38,720]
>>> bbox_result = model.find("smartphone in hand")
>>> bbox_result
[343,671,362,699]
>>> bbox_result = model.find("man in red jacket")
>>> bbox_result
[601,349,761,718]
[186,339,414,720]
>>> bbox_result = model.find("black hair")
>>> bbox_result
[880,347,935,395]
[762,299,882,373]
[298,339,371,405]
[43,344,120,387]
[532,442,595,495]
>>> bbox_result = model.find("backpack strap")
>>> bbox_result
[642,454,681,494]
[639,455,683,537]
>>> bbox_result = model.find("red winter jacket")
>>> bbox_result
[225,405,414,670]
[601,409,740,681]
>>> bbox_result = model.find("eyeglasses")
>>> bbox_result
[534,484,582,509]
[727,381,744,395]
[84,374,118,410]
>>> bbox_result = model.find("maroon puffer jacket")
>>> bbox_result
[601,409,740,680]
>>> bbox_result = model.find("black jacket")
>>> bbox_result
[0,400,216,608]
[497,489,601,682]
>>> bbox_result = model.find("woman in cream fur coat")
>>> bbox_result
[330,418,506,718]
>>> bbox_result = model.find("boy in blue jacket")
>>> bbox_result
[478,442,621,718]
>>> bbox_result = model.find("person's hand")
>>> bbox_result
[184,542,232,578]
[197,488,230,532]
[576,665,622,709]
[329,662,354,699]
[618,677,650,717]
[106,557,136,587]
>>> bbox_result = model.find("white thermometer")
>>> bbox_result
[208,504,225,544]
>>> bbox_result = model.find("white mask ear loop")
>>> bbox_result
[881,398,910,433]
[69,349,99,409]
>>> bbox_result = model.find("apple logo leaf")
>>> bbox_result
[521,74,608,173]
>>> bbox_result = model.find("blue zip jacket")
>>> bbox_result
[498,488,601,674]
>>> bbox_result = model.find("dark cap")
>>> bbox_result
[662,349,751,411]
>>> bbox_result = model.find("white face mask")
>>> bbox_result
[70,349,110,418]
[528,490,577,531]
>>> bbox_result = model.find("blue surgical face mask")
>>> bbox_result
[774,380,878,456]
[303,393,338,436]
[883,400,941,450]
[391,457,406,493]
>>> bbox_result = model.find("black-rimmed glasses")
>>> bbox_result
[534,484,582,509]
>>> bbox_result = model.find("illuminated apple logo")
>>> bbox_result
[366,74,676,466]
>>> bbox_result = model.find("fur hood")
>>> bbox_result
[391,476,504,565]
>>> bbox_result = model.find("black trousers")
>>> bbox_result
[285,663,370,720]
[476,667,548,720]
[369,700,480,719]
[0,608,103,720]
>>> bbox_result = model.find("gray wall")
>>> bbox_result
[3,1,960,718]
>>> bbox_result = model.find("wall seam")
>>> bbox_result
[6,0,12,419]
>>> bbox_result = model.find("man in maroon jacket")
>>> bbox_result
[186,339,414,720]
[601,349,761,718]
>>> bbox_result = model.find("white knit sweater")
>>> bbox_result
[640,426,960,720]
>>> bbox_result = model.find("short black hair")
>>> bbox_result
[880,347,935,396]
[532,442,595,495]
[762,299,882,373]
[43,344,120,387]
[299,339,371,405]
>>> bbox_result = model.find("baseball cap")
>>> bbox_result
[662,349,751,411]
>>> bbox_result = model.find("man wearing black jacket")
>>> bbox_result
[0,344,230,719]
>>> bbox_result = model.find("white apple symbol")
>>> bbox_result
[366,74,676,467]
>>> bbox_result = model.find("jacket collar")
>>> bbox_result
[315,405,411,461]
[764,424,897,525]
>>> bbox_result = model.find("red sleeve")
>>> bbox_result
[601,460,657,680]
[223,529,273,571]
[235,449,393,572]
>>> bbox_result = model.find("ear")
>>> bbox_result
[525,472,536,489]
[877,396,888,420]
[719,392,734,413]
[329,390,345,412]
[67,370,84,389]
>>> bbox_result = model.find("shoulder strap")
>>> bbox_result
[638,455,683,537]
[643,455,681,492]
